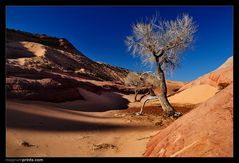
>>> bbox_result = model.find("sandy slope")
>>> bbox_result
[169,84,218,105]
[131,84,218,109]
[6,82,219,157]
[6,90,164,157]
[7,41,46,59]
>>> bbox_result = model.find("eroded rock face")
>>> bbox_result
[6,29,130,83]
[144,83,233,157]
[6,28,81,55]
[6,29,133,102]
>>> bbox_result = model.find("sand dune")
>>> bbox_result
[169,84,218,105]
[126,84,218,110]
[6,98,166,157]
[47,88,130,112]
[6,86,195,157]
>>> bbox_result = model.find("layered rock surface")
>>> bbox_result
[144,56,233,157]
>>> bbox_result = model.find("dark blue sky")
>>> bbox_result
[6,6,233,82]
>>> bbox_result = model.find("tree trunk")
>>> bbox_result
[156,62,176,116]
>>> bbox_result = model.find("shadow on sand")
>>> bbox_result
[7,108,139,132]
[6,91,133,132]
[49,91,130,112]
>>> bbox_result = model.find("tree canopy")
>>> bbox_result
[126,14,197,75]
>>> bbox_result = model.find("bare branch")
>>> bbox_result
[126,13,197,74]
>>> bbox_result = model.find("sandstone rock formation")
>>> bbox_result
[144,56,233,157]
[144,83,233,157]
[6,29,132,102]
[6,29,187,102]
[178,56,233,92]
[6,29,130,83]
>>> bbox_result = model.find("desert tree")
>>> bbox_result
[124,71,157,102]
[126,13,197,117]
[124,72,143,87]
[124,72,144,102]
